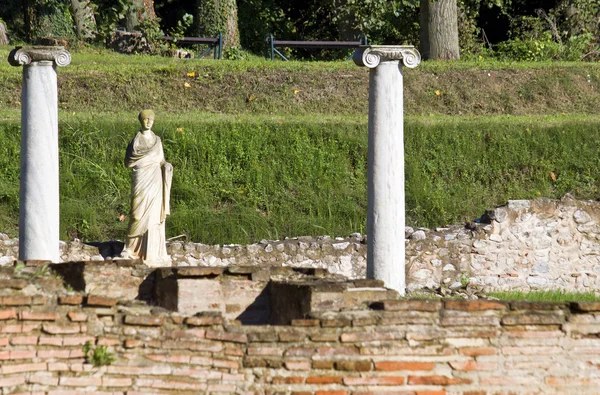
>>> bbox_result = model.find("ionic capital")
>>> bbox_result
[353,45,421,69]
[8,46,71,67]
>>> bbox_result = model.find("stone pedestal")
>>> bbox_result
[8,47,71,263]
[353,46,421,295]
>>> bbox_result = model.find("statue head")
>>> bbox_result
[138,109,155,131]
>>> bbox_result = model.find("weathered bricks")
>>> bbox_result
[448,361,498,371]
[279,331,306,342]
[458,347,496,356]
[59,376,102,386]
[1,296,35,306]
[58,295,84,305]
[42,324,82,334]
[85,295,117,307]
[67,312,88,322]
[0,309,17,320]
[511,301,565,311]
[312,360,335,369]
[247,332,278,342]
[371,299,442,312]
[102,377,133,387]
[291,319,320,327]
[408,375,472,385]
[375,361,435,371]
[273,376,304,384]
[285,360,311,370]
[317,346,359,356]
[306,376,343,384]
[124,315,165,326]
[321,318,352,327]
[340,330,403,342]
[0,375,26,387]
[248,347,284,356]
[334,360,371,371]
[2,362,47,374]
[1,324,39,333]
[1,270,600,395]
[205,330,248,343]
[572,302,600,312]
[185,315,222,326]
[501,312,565,325]
[10,336,37,345]
[243,357,283,368]
[19,311,60,321]
[440,315,500,327]
[343,376,406,385]
[444,300,506,311]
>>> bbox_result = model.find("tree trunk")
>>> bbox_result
[419,0,430,59]
[126,0,157,31]
[223,0,239,49]
[22,0,36,42]
[139,0,156,20]
[420,0,460,60]
[70,0,97,40]
[0,22,8,45]
[194,0,240,49]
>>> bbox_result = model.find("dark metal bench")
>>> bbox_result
[163,33,223,59]
[265,34,367,61]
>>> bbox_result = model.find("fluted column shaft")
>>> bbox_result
[8,47,71,263]
[354,46,421,295]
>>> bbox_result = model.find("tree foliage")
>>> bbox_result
[0,0,597,61]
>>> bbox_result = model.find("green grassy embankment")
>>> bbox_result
[2,114,600,244]
[0,46,599,244]
[1,46,600,117]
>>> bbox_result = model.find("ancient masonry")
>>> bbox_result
[2,196,600,293]
[0,261,599,394]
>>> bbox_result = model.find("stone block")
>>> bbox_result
[154,269,270,325]
[270,280,398,325]
[501,312,565,326]
[51,261,147,301]
[572,302,600,312]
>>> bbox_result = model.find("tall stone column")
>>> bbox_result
[353,46,421,295]
[8,47,71,263]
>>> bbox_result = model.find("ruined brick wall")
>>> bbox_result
[3,196,600,292]
[0,286,599,394]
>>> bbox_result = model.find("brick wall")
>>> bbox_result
[1,281,599,394]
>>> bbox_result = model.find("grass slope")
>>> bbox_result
[1,113,599,244]
[2,46,600,116]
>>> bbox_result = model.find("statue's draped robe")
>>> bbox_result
[124,131,173,264]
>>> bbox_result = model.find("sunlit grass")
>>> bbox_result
[1,113,600,243]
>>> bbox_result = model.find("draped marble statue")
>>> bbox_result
[121,110,173,266]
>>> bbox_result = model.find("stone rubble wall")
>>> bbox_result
[2,196,600,292]
[0,277,599,394]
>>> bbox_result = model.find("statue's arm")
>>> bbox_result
[124,139,136,168]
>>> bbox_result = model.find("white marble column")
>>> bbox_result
[8,47,71,263]
[353,46,421,295]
